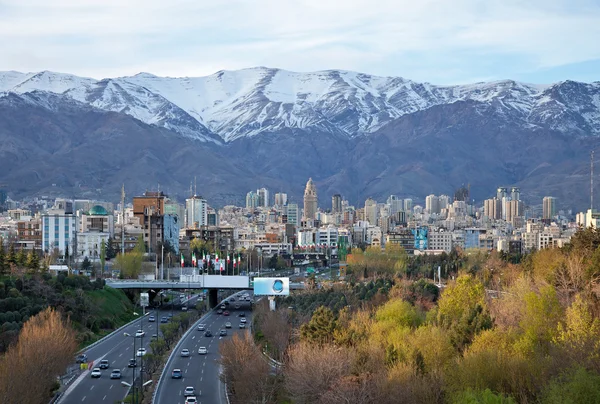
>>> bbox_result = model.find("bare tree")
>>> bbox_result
[0,308,77,403]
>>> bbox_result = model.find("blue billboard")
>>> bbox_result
[253,277,290,296]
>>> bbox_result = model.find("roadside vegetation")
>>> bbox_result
[220,227,600,404]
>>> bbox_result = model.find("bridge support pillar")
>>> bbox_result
[208,289,218,309]
[268,296,276,311]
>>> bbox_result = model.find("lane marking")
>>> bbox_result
[82,396,86,402]
[103,395,107,400]
[90,385,94,390]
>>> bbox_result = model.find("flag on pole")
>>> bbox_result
[216,253,219,263]
[192,252,196,267]
[202,253,206,263]
[180,253,184,268]
[233,256,236,268]
[219,262,223,272]
[227,254,230,264]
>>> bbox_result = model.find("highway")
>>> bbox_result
[155,292,253,404]
[59,295,201,404]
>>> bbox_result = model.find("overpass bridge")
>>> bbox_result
[105,275,304,307]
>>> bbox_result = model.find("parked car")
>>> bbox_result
[172,369,182,379]
[110,369,121,379]
[181,349,190,357]
[90,368,101,378]
[99,359,109,369]
[198,347,207,355]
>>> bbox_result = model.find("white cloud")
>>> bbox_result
[0,0,598,83]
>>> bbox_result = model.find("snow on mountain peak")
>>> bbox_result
[0,68,599,141]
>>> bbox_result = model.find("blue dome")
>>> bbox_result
[88,205,108,215]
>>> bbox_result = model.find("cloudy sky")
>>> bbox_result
[0,0,599,84]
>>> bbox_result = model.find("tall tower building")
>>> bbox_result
[364,197,378,225]
[510,187,521,201]
[274,192,288,207]
[257,188,270,207]
[386,195,403,215]
[332,194,342,213]
[426,195,441,214]
[403,199,413,213]
[185,195,207,228]
[287,203,299,225]
[497,187,508,200]
[543,196,557,219]
[303,178,318,220]
[246,191,259,209]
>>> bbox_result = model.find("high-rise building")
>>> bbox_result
[185,196,207,228]
[332,194,342,213]
[510,187,521,201]
[257,188,270,207]
[364,198,378,225]
[133,191,167,253]
[403,199,413,213]
[287,203,299,225]
[245,191,259,209]
[426,195,441,214]
[497,187,508,200]
[506,199,524,223]
[543,196,557,219]
[386,195,403,215]
[42,207,77,255]
[484,198,502,220]
[274,192,288,207]
[303,178,318,220]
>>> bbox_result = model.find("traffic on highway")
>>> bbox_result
[154,291,254,404]
[58,294,201,404]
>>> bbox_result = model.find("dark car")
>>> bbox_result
[219,329,227,336]
[128,359,137,368]
[161,316,168,323]
[172,369,183,379]
[238,312,245,317]
[76,353,88,363]
[204,330,212,337]
[223,311,230,316]
[230,297,235,302]
[99,359,109,369]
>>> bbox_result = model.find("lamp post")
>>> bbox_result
[123,331,137,404]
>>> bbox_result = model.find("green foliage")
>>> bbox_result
[81,257,91,271]
[114,249,143,279]
[375,299,422,329]
[450,389,517,404]
[540,367,600,404]
[515,286,562,355]
[299,306,337,345]
[105,237,117,260]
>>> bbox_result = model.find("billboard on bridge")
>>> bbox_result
[253,277,290,296]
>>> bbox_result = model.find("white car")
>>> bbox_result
[198,324,206,331]
[185,397,198,404]
[198,347,207,355]
[239,323,246,329]
[240,318,247,323]
[90,368,101,378]
[225,322,231,328]
[181,349,190,357]
[184,386,196,396]
[135,330,145,338]
[136,348,147,357]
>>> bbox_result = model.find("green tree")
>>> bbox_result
[105,237,116,260]
[540,367,600,404]
[114,251,143,279]
[189,238,211,255]
[25,250,39,272]
[450,389,517,404]
[6,244,15,266]
[300,306,337,345]
[99,240,106,279]
[81,257,92,274]
[15,249,26,267]
[0,243,7,275]
[134,235,145,254]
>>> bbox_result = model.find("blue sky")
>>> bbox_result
[0,0,598,84]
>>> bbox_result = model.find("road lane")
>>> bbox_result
[155,292,253,404]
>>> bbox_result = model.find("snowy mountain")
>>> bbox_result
[2,68,599,142]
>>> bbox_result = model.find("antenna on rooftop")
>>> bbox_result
[592,151,594,210]
[121,184,125,255]
[195,176,197,197]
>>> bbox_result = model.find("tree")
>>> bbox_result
[0,243,7,275]
[15,248,26,267]
[100,240,106,279]
[189,238,211,255]
[105,236,116,260]
[0,308,77,403]
[6,244,15,266]
[81,257,92,272]
[300,306,337,345]
[25,250,39,272]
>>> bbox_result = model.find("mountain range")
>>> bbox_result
[1,67,599,211]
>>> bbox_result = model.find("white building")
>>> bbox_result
[316,225,339,247]
[286,203,299,225]
[77,232,110,261]
[427,229,453,252]
[186,196,208,228]
[364,198,378,225]
[42,209,78,255]
[297,229,316,247]
[274,193,288,207]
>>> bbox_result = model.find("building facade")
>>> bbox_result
[186,196,207,228]
[303,178,318,220]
